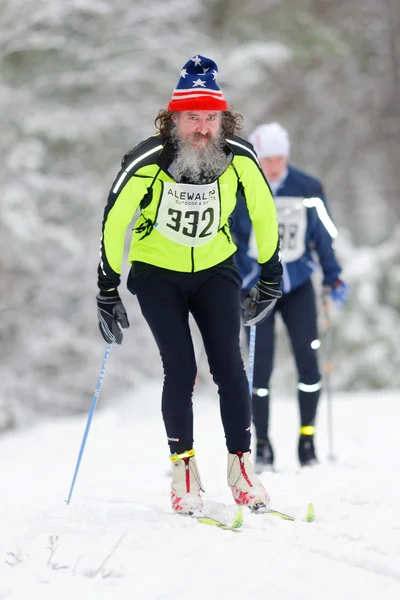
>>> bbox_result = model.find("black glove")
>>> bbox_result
[242,281,282,326]
[96,291,130,344]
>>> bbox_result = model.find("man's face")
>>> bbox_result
[259,156,288,182]
[173,111,222,147]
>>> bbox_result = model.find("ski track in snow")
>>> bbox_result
[0,384,399,599]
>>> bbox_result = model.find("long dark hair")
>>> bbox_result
[154,108,243,138]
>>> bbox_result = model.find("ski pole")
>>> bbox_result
[65,343,112,505]
[248,325,256,395]
[322,295,336,461]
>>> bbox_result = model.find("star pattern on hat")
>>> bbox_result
[168,54,227,112]
[192,78,206,87]
[191,54,202,66]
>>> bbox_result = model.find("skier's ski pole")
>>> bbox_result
[248,325,256,394]
[65,343,112,505]
[322,295,336,461]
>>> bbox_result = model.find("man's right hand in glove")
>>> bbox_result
[242,280,282,326]
[96,290,130,344]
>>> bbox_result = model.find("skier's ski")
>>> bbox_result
[177,502,313,529]
[250,501,315,522]
[189,506,243,530]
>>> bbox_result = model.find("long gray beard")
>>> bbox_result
[171,130,229,184]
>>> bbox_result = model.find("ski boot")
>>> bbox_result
[170,449,204,514]
[255,438,274,474]
[228,451,270,512]
[298,429,318,467]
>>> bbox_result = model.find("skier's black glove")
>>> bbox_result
[242,280,282,326]
[96,290,130,344]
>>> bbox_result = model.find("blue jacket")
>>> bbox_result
[231,165,342,293]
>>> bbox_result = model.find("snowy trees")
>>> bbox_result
[1,0,399,430]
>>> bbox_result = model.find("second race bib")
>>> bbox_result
[248,196,307,263]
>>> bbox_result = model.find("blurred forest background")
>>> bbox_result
[1,0,400,431]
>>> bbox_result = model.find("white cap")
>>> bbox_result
[249,122,290,158]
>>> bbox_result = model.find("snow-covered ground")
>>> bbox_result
[1,383,399,599]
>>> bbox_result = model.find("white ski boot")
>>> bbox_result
[227,451,270,511]
[170,449,204,514]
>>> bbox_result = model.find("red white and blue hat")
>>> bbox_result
[168,54,228,112]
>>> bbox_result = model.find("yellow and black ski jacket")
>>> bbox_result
[98,134,281,291]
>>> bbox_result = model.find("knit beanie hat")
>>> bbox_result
[249,122,290,158]
[168,54,227,112]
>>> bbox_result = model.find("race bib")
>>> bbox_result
[248,196,307,263]
[155,181,221,247]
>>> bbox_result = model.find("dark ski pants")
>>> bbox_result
[129,264,251,455]
[245,279,321,441]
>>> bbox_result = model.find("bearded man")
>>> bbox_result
[96,54,282,515]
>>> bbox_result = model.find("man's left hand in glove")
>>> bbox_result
[242,280,282,326]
